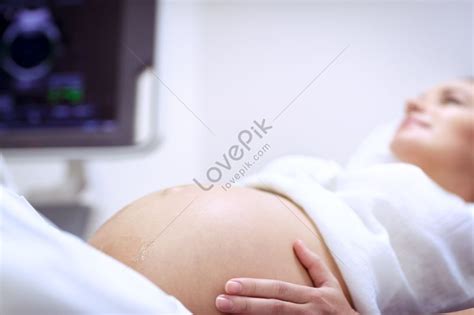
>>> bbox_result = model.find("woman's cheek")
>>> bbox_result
[457,115,474,142]
[446,113,474,150]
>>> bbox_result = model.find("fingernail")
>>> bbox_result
[294,239,303,247]
[226,280,242,294]
[216,295,233,311]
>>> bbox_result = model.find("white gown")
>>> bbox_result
[0,186,191,315]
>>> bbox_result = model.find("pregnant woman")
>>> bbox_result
[89,78,473,314]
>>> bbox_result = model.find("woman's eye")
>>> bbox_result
[443,97,463,106]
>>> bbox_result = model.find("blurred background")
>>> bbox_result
[1,0,472,238]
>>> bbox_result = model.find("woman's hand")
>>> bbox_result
[215,240,358,315]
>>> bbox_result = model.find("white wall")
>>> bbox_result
[5,0,473,236]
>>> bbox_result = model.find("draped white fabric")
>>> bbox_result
[0,186,191,315]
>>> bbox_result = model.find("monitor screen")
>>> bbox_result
[0,0,155,148]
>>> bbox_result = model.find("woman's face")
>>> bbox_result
[390,79,474,171]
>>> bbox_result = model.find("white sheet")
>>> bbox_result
[0,186,191,315]
[241,155,474,314]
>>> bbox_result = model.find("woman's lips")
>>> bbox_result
[400,116,431,129]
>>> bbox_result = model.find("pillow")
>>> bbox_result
[346,120,400,170]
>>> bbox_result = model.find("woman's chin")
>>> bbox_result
[390,135,425,165]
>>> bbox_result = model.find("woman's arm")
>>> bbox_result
[216,240,358,315]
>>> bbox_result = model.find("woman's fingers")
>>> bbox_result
[224,278,311,303]
[216,241,357,314]
[216,294,307,315]
[215,240,357,315]
[293,240,334,287]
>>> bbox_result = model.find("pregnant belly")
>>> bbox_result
[89,184,350,314]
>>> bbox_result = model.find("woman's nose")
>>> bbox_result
[405,98,426,114]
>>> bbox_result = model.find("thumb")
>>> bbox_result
[293,240,333,287]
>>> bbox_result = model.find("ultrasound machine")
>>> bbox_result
[0,0,157,237]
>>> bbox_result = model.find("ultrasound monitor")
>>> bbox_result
[0,0,156,149]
